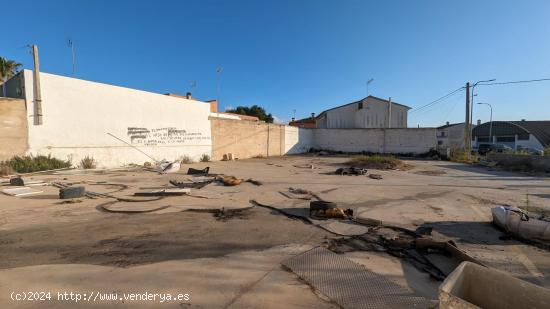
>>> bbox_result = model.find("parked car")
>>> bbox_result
[477,143,513,155]
[516,147,544,156]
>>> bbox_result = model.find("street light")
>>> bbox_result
[477,102,493,143]
[470,79,496,127]
[469,79,495,150]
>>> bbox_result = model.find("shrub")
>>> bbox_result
[449,148,476,164]
[179,155,193,164]
[514,149,531,156]
[346,155,404,170]
[545,146,550,156]
[0,163,15,176]
[200,154,211,162]
[79,156,96,169]
[0,154,72,174]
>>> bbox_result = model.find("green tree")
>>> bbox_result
[0,57,22,97]
[227,105,274,123]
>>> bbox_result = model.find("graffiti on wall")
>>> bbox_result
[127,127,210,146]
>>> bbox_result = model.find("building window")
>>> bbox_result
[358,102,363,109]
[440,131,446,137]
[518,134,529,140]
[496,136,515,142]
[438,141,443,145]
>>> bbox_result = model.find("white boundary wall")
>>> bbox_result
[284,126,313,154]
[312,128,437,154]
[21,70,212,167]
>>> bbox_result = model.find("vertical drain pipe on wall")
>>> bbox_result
[387,97,392,129]
[32,45,43,125]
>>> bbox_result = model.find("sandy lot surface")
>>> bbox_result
[1,155,549,308]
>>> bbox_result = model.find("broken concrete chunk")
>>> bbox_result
[3,187,43,197]
[59,186,86,199]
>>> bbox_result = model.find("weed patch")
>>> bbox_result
[346,155,405,170]
[0,154,71,174]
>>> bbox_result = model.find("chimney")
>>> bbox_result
[186,92,193,100]
[446,121,450,126]
[208,99,218,113]
[311,113,315,119]
[477,119,481,125]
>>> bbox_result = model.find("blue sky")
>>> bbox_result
[2,0,550,126]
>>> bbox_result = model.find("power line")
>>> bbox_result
[478,78,550,86]
[413,89,464,115]
[442,94,463,121]
[410,86,465,114]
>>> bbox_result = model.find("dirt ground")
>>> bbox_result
[1,154,550,308]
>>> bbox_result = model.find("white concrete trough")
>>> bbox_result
[439,262,550,309]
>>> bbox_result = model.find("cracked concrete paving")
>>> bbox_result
[1,155,550,308]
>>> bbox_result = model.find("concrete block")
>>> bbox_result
[59,186,86,199]
[439,261,550,309]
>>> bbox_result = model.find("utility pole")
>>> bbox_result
[67,38,76,76]
[31,45,43,125]
[464,82,470,152]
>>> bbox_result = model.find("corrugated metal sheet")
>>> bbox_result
[282,247,434,309]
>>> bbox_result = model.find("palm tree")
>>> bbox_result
[0,57,22,97]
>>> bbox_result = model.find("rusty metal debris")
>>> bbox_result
[220,175,242,186]
[169,179,212,189]
[245,178,263,186]
[96,200,171,214]
[327,223,484,281]
[187,167,210,175]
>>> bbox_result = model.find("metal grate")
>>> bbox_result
[282,247,434,309]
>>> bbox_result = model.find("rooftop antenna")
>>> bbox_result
[216,67,223,116]
[67,38,76,76]
[189,80,197,92]
[366,78,374,97]
[216,67,223,100]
